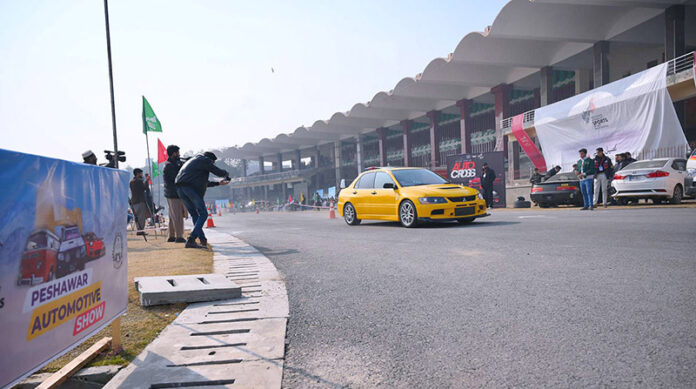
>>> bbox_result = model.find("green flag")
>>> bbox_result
[142,96,162,134]
[152,161,160,178]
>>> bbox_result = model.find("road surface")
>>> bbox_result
[215,207,696,388]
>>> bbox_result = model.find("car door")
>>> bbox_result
[371,171,399,218]
[671,159,688,191]
[351,172,375,216]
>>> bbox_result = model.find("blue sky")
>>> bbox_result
[0,0,507,167]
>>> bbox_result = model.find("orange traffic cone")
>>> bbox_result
[329,201,336,219]
[218,210,222,216]
[255,207,259,214]
[206,214,215,228]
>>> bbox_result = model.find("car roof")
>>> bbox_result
[363,166,423,172]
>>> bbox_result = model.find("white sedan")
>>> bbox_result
[612,158,688,204]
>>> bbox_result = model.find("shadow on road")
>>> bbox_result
[358,220,521,229]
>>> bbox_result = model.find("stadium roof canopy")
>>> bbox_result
[228,0,694,159]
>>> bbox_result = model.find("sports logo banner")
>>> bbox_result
[0,149,129,388]
[534,62,688,171]
[447,151,506,208]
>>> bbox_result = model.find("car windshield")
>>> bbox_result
[545,172,578,183]
[625,160,667,170]
[65,228,81,240]
[26,233,48,250]
[391,169,447,187]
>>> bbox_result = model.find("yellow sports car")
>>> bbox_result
[338,167,488,227]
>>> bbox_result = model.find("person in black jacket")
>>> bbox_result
[163,145,187,243]
[130,169,149,235]
[175,152,229,248]
[480,162,496,207]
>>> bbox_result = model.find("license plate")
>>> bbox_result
[561,183,569,187]
[454,207,475,216]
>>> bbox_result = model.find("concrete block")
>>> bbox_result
[134,274,241,307]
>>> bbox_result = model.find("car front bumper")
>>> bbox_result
[416,200,487,220]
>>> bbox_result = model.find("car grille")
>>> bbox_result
[448,195,476,203]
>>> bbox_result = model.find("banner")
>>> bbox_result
[534,62,687,171]
[511,114,547,171]
[0,149,129,388]
[447,151,506,208]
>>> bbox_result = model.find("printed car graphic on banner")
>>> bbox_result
[0,149,129,388]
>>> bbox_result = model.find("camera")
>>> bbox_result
[102,150,126,168]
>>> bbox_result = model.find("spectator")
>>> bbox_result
[163,145,187,243]
[576,148,595,210]
[480,162,496,207]
[614,153,626,172]
[624,152,637,165]
[543,166,561,181]
[687,140,696,158]
[529,168,543,185]
[130,168,149,235]
[82,150,97,165]
[175,152,229,248]
[593,147,613,208]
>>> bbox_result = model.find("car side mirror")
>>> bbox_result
[383,182,396,189]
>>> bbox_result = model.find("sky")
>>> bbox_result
[0,0,508,167]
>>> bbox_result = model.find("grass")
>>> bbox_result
[40,231,213,372]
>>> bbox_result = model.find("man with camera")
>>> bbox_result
[175,151,230,248]
[163,145,187,243]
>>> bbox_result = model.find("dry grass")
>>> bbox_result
[41,230,213,372]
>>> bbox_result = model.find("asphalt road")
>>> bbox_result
[215,207,696,388]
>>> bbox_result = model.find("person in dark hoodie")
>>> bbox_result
[163,145,187,243]
[175,151,229,248]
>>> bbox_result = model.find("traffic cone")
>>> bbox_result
[206,214,215,228]
[218,210,222,216]
[255,207,259,214]
[329,201,336,219]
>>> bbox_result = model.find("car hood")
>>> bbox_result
[400,184,478,197]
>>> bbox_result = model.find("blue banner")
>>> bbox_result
[0,149,130,388]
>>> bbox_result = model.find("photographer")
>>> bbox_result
[82,150,97,165]
[175,151,229,248]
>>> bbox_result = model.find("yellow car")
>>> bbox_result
[338,167,488,228]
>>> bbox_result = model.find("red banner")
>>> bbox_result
[511,114,547,172]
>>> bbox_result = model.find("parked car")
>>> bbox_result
[612,158,688,204]
[530,172,583,208]
[18,229,61,285]
[82,232,105,260]
[686,149,696,197]
[55,225,87,277]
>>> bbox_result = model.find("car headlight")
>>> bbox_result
[477,192,484,200]
[418,197,447,204]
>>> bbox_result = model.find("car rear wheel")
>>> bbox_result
[343,203,361,225]
[399,200,418,228]
[670,185,683,204]
[538,202,550,208]
[457,217,476,224]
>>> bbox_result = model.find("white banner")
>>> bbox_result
[534,63,688,171]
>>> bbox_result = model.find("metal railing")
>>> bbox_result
[501,51,694,131]
[666,51,694,76]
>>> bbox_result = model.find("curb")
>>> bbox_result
[105,229,288,389]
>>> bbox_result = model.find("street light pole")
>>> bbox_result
[103,0,119,168]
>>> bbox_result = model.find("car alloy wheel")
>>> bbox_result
[399,200,417,228]
[344,203,360,225]
[670,185,683,204]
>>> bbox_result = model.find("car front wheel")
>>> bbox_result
[670,185,683,204]
[399,200,418,228]
[343,203,361,225]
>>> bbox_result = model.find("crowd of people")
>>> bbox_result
[128,146,230,249]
